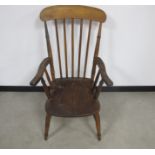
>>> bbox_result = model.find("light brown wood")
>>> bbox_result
[63,19,68,78]
[78,19,83,77]
[83,20,92,77]
[40,5,106,22]
[55,19,62,78]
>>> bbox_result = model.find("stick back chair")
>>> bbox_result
[30,5,113,141]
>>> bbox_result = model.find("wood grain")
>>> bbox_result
[40,5,106,22]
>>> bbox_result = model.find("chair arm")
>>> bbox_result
[30,57,51,86]
[94,57,113,86]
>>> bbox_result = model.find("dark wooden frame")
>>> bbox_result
[30,5,113,141]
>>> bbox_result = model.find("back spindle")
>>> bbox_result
[92,69,100,91]
[78,19,83,78]
[94,22,102,58]
[45,68,52,85]
[71,18,74,77]
[63,19,68,78]
[55,19,62,78]
[44,21,55,80]
[91,22,102,80]
[83,20,92,78]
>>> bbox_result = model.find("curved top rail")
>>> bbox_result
[40,5,106,22]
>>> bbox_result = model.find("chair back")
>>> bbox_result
[40,5,106,80]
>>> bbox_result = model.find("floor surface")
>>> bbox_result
[0,92,155,148]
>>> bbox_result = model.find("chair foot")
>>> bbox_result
[44,136,48,141]
[97,133,101,141]
[44,113,51,141]
[93,111,101,141]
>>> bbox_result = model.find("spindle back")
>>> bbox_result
[40,5,106,80]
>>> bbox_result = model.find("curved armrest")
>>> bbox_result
[94,57,113,86]
[30,57,51,86]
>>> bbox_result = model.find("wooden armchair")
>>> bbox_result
[30,5,113,141]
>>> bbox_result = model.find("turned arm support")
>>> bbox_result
[30,57,51,86]
[93,57,113,86]
[91,57,113,99]
[92,57,113,86]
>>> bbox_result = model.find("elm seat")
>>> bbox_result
[46,78,100,117]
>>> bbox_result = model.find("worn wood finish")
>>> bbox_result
[46,78,100,117]
[30,5,113,141]
[40,5,106,22]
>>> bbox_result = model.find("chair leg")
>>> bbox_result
[93,111,101,141]
[44,113,51,140]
